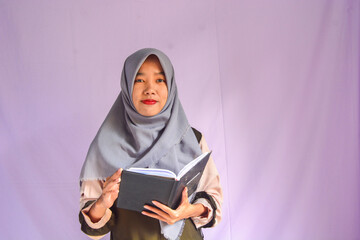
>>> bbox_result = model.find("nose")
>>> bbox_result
[144,81,156,95]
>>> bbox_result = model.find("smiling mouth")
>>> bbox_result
[141,99,157,105]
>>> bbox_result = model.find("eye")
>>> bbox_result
[134,79,144,83]
[156,79,166,83]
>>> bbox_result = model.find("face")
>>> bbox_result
[132,55,168,116]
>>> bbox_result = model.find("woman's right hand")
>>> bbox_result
[88,168,122,222]
[98,168,123,209]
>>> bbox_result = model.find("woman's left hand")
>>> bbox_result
[142,187,206,225]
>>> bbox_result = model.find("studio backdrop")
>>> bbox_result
[1,0,359,239]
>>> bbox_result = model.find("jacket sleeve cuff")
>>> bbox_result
[191,198,214,228]
[81,201,113,229]
[191,191,218,228]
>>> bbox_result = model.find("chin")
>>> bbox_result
[139,110,160,117]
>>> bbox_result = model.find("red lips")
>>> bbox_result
[141,99,157,105]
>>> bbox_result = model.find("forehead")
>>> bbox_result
[138,55,163,70]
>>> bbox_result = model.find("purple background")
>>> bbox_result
[1,1,359,239]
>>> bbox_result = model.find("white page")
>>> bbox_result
[127,167,176,179]
[127,151,210,180]
[176,152,210,180]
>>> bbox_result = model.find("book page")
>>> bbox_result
[176,151,210,180]
[127,167,176,179]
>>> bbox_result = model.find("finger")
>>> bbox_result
[180,187,189,205]
[143,205,171,219]
[104,169,122,187]
[110,168,123,181]
[103,180,120,193]
[112,176,121,185]
[104,169,122,186]
[141,211,169,223]
[106,178,121,192]
[151,201,175,215]
[111,190,120,199]
[109,182,120,192]
[103,188,119,199]
[104,177,111,188]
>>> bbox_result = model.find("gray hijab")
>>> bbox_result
[80,48,202,239]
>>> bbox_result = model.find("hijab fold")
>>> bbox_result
[80,48,202,240]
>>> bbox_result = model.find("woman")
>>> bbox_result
[79,48,222,240]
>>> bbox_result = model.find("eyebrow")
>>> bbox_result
[136,71,165,76]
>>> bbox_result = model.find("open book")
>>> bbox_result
[116,151,211,212]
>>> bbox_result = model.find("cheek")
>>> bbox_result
[162,89,168,103]
[131,92,135,104]
[132,87,140,103]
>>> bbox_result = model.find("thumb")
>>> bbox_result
[181,187,189,204]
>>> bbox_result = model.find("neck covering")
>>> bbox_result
[79,48,202,240]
